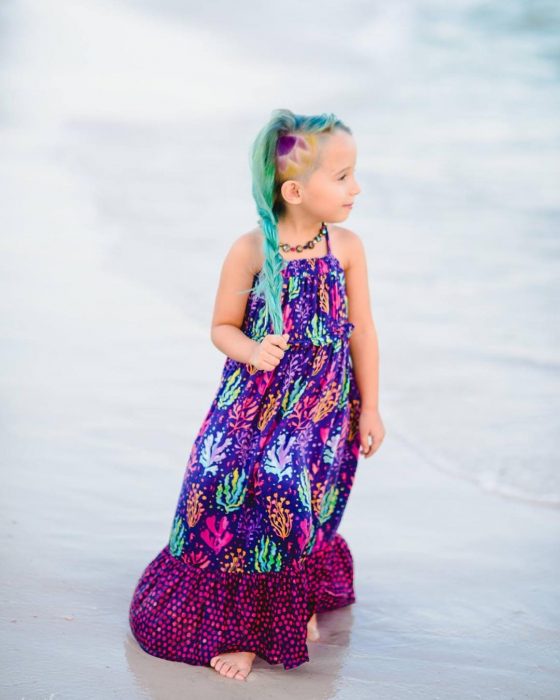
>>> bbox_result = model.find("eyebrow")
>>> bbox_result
[333,165,353,175]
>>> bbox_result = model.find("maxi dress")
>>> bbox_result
[128,226,362,670]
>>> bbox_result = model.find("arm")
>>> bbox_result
[210,233,261,364]
[344,230,385,457]
[344,231,380,412]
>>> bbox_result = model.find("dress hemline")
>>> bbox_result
[129,532,356,670]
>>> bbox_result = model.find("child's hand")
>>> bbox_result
[359,408,385,458]
[248,333,290,371]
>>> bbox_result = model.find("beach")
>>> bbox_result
[1,1,559,698]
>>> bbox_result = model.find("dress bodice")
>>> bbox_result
[241,228,355,351]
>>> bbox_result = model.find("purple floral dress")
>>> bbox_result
[129,226,362,670]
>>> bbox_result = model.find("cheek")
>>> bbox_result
[306,177,342,207]
[331,182,348,201]
[320,181,343,200]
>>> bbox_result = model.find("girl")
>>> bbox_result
[128,108,385,681]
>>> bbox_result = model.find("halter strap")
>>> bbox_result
[324,223,331,255]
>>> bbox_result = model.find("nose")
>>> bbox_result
[351,176,361,196]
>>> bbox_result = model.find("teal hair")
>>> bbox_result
[247,108,352,335]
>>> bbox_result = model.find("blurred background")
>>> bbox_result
[1,1,559,698]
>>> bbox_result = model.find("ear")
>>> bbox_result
[280,179,303,205]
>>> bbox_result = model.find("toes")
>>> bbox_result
[209,653,252,680]
[210,655,225,669]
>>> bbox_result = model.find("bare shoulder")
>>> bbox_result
[225,226,263,277]
[330,225,365,271]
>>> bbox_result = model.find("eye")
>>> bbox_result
[338,174,347,181]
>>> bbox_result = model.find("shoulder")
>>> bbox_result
[224,226,263,276]
[329,225,365,271]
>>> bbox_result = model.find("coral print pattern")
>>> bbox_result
[129,226,362,670]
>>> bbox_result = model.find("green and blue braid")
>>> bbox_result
[246,108,352,335]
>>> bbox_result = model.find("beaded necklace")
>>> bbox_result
[278,221,327,254]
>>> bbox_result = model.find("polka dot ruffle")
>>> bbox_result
[129,532,355,670]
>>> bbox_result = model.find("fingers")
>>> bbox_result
[260,361,278,371]
[263,346,285,361]
[259,333,290,370]
[250,332,295,371]
[360,432,374,457]
[268,333,290,350]
[360,428,386,457]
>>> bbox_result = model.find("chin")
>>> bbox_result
[330,210,352,223]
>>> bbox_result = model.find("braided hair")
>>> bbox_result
[246,108,352,334]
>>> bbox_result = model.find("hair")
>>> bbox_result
[246,108,352,335]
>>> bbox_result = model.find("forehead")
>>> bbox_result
[320,130,357,171]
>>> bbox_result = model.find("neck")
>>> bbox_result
[276,214,324,244]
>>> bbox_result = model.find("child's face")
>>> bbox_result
[284,129,360,223]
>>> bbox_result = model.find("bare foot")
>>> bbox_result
[307,612,320,641]
[209,651,256,680]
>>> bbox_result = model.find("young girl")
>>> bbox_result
[128,108,385,681]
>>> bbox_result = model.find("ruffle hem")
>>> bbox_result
[129,532,355,670]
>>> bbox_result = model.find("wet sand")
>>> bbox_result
[3,391,559,698]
